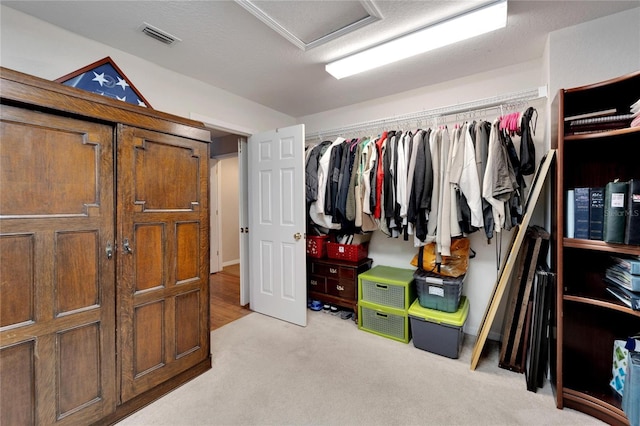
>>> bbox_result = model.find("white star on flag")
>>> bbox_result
[92,72,108,87]
[116,77,129,90]
[116,95,127,102]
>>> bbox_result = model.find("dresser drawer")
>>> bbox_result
[308,275,326,293]
[312,262,340,278]
[339,267,356,280]
[326,278,356,300]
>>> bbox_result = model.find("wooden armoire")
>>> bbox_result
[0,67,211,425]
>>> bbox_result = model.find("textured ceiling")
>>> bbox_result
[3,1,639,117]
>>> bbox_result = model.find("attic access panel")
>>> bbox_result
[235,0,382,50]
[55,57,152,108]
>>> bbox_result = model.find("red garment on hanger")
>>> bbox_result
[374,131,388,219]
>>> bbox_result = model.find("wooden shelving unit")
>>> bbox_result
[552,71,640,425]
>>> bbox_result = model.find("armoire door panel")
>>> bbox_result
[118,125,209,402]
[0,341,35,425]
[175,290,201,357]
[133,300,165,377]
[134,223,166,293]
[0,106,116,425]
[0,118,101,218]
[133,137,200,211]
[176,221,200,284]
[55,231,99,314]
[0,233,35,327]
[57,323,102,417]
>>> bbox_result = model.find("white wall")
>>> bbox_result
[299,60,546,137]
[219,156,240,266]
[0,5,296,134]
[547,8,640,100]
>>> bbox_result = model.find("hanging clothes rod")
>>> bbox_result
[305,85,547,141]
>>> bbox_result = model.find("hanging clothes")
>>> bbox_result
[383,132,399,236]
[373,131,388,220]
[345,138,362,223]
[336,138,358,230]
[439,127,454,256]
[457,122,484,230]
[305,140,332,203]
[482,119,507,233]
[426,128,441,243]
[375,131,391,236]
[305,98,536,265]
[310,137,344,229]
[501,129,524,230]
[395,131,409,237]
[519,106,538,176]
[412,128,433,244]
[324,140,344,219]
[474,120,494,240]
[405,129,423,238]
[360,136,378,232]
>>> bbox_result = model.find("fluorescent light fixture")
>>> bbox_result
[325,0,508,79]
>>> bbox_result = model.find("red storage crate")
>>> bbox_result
[326,242,369,261]
[306,235,328,258]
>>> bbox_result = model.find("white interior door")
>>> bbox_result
[209,159,221,273]
[239,137,250,306]
[248,124,306,326]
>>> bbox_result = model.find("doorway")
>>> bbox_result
[209,132,249,330]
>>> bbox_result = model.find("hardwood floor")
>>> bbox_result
[209,266,252,331]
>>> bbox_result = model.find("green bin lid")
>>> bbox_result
[358,265,415,286]
[408,296,469,327]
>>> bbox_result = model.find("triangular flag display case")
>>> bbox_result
[55,56,152,108]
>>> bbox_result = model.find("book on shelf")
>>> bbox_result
[564,108,616,122]
[603,180,629,244]
[611,255,640,276]
[574,187,590,239]
[589,187,604,240]
[606,265,640,292]
[566,119,635,135]
[568,113,635,127]
[566,189,575,238]
[605,279,640,311]
[625,179,640,245]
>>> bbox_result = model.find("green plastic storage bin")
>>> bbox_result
[358,300,410,343]
[408,296,469,358]
[358,265,416,310]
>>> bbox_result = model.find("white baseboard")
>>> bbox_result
[222,259,240,267]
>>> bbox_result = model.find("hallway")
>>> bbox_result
[209,265,251,331]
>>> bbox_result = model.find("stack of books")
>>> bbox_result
[566,179,640,245]
[605,256,640,310]
[565,99,639,134]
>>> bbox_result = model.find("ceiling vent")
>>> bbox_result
[139,22,182,45]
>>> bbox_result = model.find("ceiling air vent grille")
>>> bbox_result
[140,22,182,45]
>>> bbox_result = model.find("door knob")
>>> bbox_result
[293,232,303,241]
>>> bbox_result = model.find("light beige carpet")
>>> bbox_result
[117,311,603,425]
